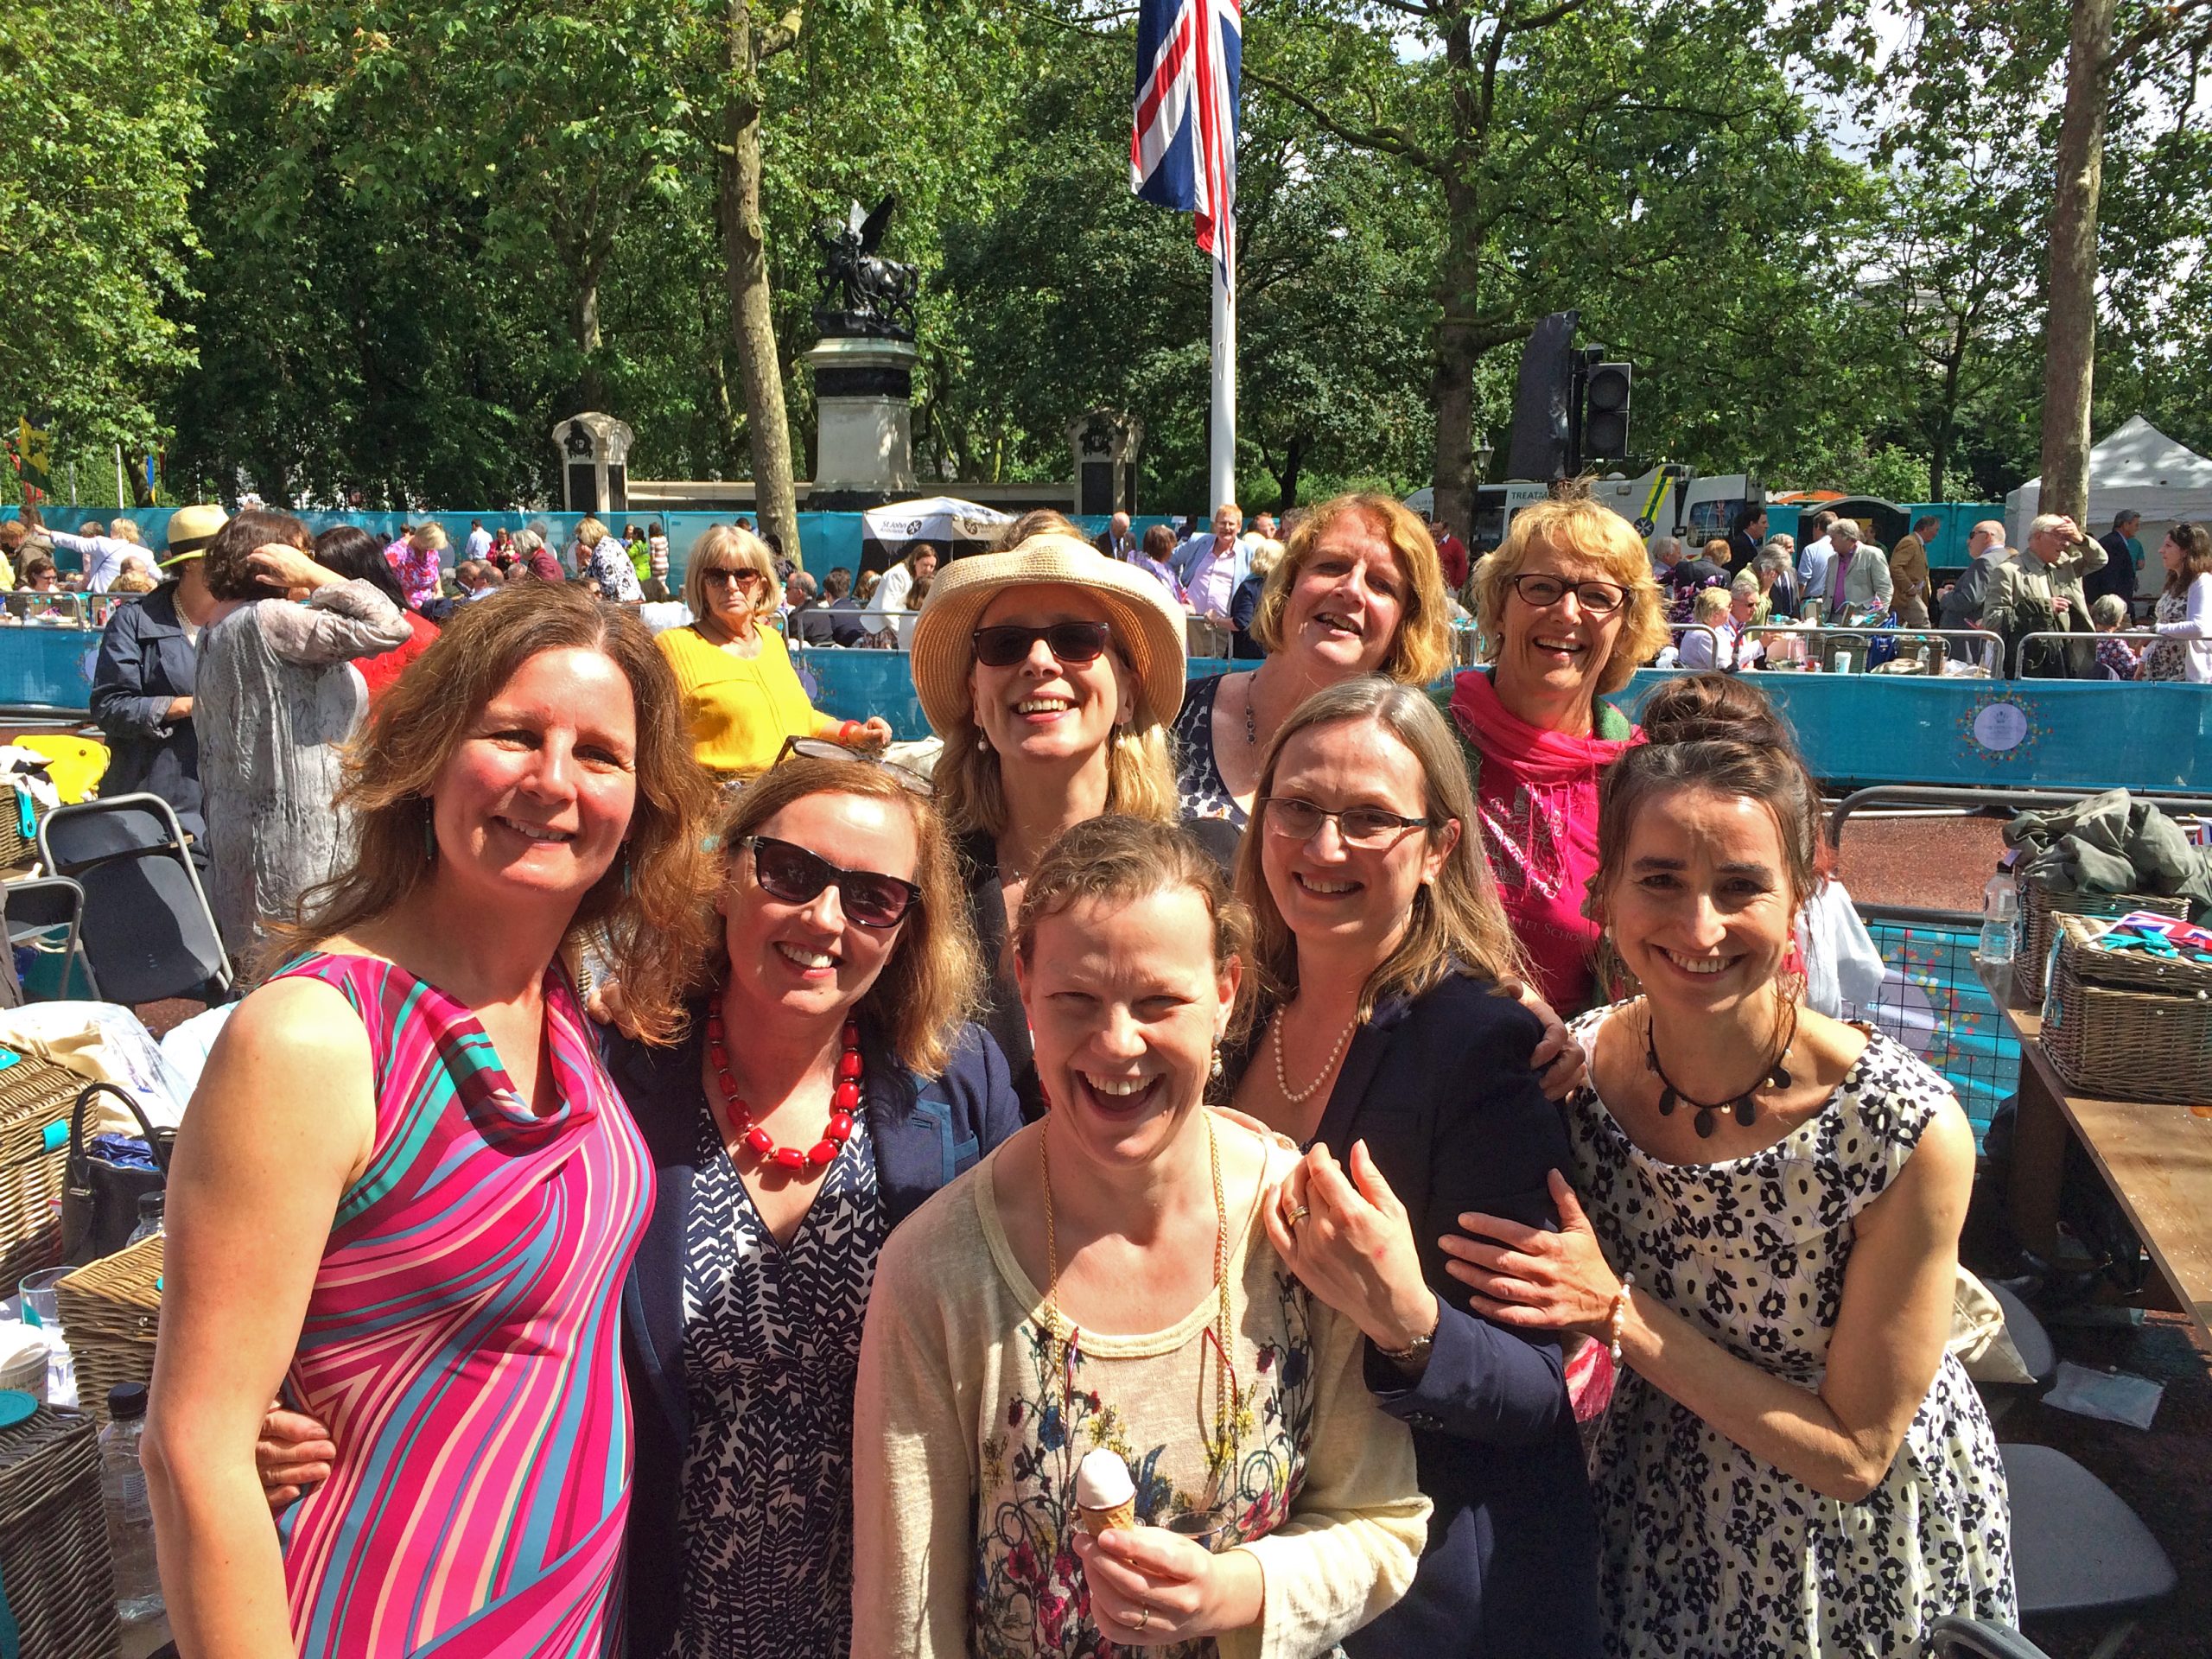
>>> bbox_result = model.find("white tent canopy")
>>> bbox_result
[861,496,1014,546]
[2005,415,2212,546]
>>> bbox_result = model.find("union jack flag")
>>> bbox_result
[1131,0,1241,274]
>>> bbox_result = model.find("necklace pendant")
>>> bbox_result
[1732,1096,1758,1127]
[1656,1085,1678,1117]
[1769,1061,1792,1089]
[1693,1106,1719,1139]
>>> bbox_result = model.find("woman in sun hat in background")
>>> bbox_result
[908,531,1186,1116]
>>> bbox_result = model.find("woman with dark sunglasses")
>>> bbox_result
[259,752,1021,1659]
[659,524,891,778]
[907,532,1189,1116]
[1439,497,1672,1014]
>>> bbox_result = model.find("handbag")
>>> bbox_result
[60,1081,173,1265]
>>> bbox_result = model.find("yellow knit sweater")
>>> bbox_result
[656,621,824,776]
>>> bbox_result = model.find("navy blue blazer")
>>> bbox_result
[603,1009,1022,1659]
[88,582,203,842]
[1310,972,1602,1659]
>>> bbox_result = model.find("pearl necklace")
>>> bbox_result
[1272,1004,1357,1105]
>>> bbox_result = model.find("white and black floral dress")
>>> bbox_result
[1563,1011,2015,1657]
[672,1113,888,1659]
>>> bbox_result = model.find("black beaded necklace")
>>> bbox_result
[1643,999,1798,1139]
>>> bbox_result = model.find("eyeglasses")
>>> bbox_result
[971,621,1114,669]
[1506,573,1627,614]
[744,835,922,929]
[702,567,765,589]
[772,734,933,796]
[1259,797,1433,848]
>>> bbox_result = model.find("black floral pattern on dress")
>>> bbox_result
[672,1114,888,1659]
[1172,673,1246,827]
[1563,1012,2016,1657]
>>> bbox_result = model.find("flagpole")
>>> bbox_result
[1210,255,1236,512]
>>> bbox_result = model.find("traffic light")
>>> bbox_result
[1582,355,1631,462]
[1504,310,1581,481]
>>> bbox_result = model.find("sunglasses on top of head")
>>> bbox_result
[744,835,922,929]
[970,620,1115,669]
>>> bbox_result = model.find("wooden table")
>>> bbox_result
[1980,960,2212,1348]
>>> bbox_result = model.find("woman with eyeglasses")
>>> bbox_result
[659,524,892,778]
[909,532,1188,1116]
[1173,492,1454,830]
[1436,497,1671,1014]
[1225,676,1601,1658]
[255,749,1022,1659]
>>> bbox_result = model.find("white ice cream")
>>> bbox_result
[1074,1448,1135,1510]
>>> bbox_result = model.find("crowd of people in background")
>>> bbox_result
[6,480,2052,1657]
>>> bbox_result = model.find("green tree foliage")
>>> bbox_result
[0,0,208,489]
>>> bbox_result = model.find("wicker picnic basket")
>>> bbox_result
[0,1053,85,1293]
[54,1234,161,1428]
[2040,913,2212,1104]
[2012,879,2193,1002]
[0,1403,118,1657]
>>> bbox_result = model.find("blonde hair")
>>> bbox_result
[109,519,144,546]
[1249,493,1452,685]
[683,524,779,626]
[575,516,609,549]
[934,717,1177,838]
[279,584,716,1042]
[412,522,449,551]
[710,756,980,1077]
[1235,676,1527,1021]
[1692,586,1730,621]
[1473,497,1671,698]
[1015,815,1255,1046]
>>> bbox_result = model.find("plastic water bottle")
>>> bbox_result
[126,1192,163,1246]
[1979,871,2018,966]
[99,1382,165,1624]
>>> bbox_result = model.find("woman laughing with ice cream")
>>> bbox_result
[852,815,1427,1656]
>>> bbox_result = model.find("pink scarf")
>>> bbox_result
[1448,671,1643,1011]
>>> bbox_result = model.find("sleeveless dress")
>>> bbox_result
[1562,1011,2014,1656]
[271,951,652,1658]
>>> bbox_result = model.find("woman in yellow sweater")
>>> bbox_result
[658,524,891,777]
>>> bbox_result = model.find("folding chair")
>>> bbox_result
[0,875,95,1001]
[35,794,232,1006]
[2002,1441,2176,1659]
[1932,1618,2055,1659]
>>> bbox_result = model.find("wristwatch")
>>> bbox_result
[1377,1300,1440,1371]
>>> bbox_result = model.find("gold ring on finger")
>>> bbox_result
[1287,1205,1310,1227]
[1135,1602,1152,1632]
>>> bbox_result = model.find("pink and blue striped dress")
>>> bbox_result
[271,951,651,1657]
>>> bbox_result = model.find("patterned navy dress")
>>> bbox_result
[673,1112,888,1659]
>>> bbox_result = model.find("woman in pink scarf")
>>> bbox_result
[1435,499,1670,1013]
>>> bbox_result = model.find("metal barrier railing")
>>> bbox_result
[2014,628,2161,680]
[0,594,99,629]
[1831,783,2212,859]
[1663,622,1727,667]
[1769,626,2006,677]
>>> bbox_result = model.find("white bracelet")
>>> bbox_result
[1607,1273,1637,1363]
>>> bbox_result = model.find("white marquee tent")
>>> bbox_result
[2005,415,2212,546]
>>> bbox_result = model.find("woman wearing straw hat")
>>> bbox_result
[910,532,1187,1116]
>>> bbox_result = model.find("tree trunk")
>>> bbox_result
[575,274,604,410]
[717,0,800,557]
[2038,0,2117,524]
[1430,175,1483,542]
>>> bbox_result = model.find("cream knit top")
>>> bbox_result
[852,1120,1429,1658]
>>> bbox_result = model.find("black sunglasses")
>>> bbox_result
[744,835,922,929]
[971,620,1115,669]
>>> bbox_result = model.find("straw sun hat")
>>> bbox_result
[909,533,1189,737]
[159,503,229,567]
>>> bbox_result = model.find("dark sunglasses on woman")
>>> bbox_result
[970,620,1114,668]
[746,835,922,929]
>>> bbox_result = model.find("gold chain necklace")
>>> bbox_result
[1039,1114,1236,1481]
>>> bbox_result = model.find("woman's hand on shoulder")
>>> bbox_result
[1072,1524,1263,1646]
[247,544,337,594]
[582,976,642,1040]
[256,1407,335,1512]
[1262,1141,1438,1357]
[1441,1168,1620,1339]
[1499,976,1586,1100]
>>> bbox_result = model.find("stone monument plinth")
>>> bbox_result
[551,412,634,514]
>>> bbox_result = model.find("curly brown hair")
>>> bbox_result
[280,583,716,1042]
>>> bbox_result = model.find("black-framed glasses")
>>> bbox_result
[1507,573,1627,614]
[744,835,922,928]
[702,567,766,589]
[772,735,933,796]
[971,620,1114,669]
[1259,797,1434,849]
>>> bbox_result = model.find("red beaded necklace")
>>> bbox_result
[704,997,863,1173]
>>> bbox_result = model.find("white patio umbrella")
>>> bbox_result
[860,496,1014,546]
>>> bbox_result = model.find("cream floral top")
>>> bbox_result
[851,1121,1429,1659]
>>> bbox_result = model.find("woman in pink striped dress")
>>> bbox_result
[146,583,715,1656]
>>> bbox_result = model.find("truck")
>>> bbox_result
[1408,467,1764,554]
